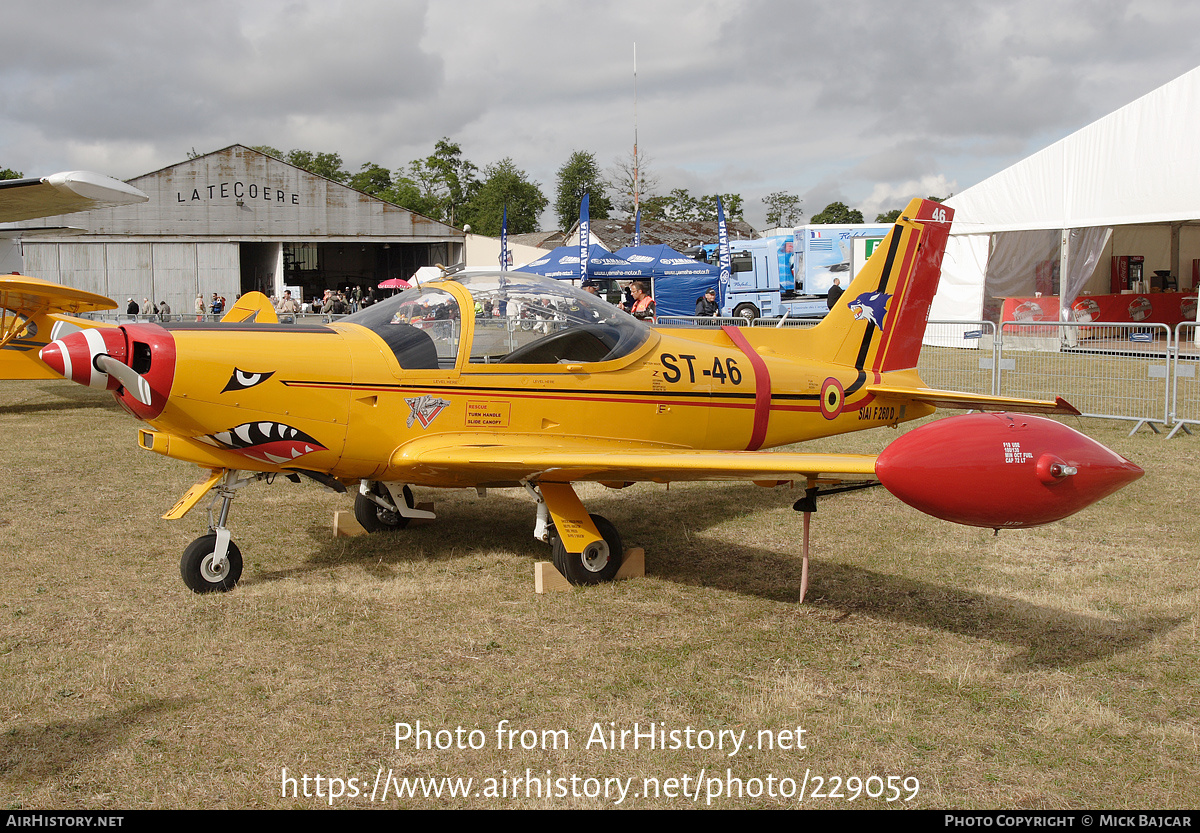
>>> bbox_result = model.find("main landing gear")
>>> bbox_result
[175,473,627,593]
[354,479,627,587]
[526,481,625,586]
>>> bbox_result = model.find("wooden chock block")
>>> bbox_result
[534,547,646,593]
[535,562,573,594]
[334,511,367,537]
[408,502,436,527]
[615,547,645,580]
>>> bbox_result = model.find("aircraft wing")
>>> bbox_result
[0,274,117,317]
[388,433,879,486]
[866,384,1080,416]
[0,171,148,223]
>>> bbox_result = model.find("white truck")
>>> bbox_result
[721,223,890,320]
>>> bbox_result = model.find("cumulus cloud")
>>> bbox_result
[1,0,1197,228]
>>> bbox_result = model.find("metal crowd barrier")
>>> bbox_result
[918,321,999,396]
[998,320,1172,434]
[655,315,745,328]
[1169,322,1199,438]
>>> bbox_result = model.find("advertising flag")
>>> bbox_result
[499,205,509,271]
[717,198,731,309]
[579,194,590,279]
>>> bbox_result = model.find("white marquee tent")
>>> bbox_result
[931,64,1200,325]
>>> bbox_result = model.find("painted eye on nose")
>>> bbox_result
[222,368,275,392]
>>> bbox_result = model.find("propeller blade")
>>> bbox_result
[94,354,153,405]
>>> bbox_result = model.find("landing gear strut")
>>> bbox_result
[354,481,436,532]
[525,480,626,586]
[180,470,254,593]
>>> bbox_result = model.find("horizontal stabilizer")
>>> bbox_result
[866,384,1080,416]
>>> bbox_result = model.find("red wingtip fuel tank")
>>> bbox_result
[875,413,1143,528]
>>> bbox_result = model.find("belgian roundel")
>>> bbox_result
[820,377,844,420]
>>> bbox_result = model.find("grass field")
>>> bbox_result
[0,380,1196,809]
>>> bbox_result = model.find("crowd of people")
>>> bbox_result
[116,278,801,325]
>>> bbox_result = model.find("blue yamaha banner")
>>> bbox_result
[579,194,590,279]
[717,199,731,308]
[633,209,642,247]
[499,205,509,271]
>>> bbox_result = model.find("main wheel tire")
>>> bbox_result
[733,303,759,323]
[354,483,412,532]
[551,514,623,585]
[180,534,243,593]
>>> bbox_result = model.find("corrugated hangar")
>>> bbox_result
[17,144,463,311]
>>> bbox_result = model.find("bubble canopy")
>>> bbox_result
[343,271,652,368]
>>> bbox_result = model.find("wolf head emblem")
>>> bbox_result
[846,291,892,329]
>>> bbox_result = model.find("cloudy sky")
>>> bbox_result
[2,0,1197,229]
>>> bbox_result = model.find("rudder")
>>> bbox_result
[810,198,953,373]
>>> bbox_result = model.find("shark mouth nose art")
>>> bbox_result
[200,421,328,465]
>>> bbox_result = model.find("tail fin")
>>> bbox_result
[0,274,117,380]
[812,198,953,373]
[221,291,278,324]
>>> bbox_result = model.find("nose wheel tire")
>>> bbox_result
[355,483,412,532]
[551,514,623,585]
[180,534,243,593]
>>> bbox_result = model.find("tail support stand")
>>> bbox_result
[791,480,882,604]
[793,485,819,604]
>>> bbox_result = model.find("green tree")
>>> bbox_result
[461,158,547,236]
[284,150,350,183]
[0,167,22,181]
[763,191,803,227]
[810,201,864,224]
[554,151,611,231]
[250,145,284,159]
[348,162,393,197]
[404,138,480,227]
[698,193,743,222]
[639,188,743,222]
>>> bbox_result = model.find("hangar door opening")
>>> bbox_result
[240,242,282,297]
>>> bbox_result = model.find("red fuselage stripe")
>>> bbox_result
[720,325,771,450]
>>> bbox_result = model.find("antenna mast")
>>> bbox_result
[633,42,639,214]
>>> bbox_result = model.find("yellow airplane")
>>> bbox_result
[23,198,1142,595]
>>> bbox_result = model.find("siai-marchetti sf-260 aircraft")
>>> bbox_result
[35,198,1142,595]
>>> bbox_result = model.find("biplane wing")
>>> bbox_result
[0,171,147,223]
[0,275,118,379]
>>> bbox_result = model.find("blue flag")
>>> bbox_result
[633,209,642,247]
[579,193,590,280]
[499,205,509,271]
[717,198,731,310]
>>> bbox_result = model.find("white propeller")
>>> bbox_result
[94,354,153,406]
